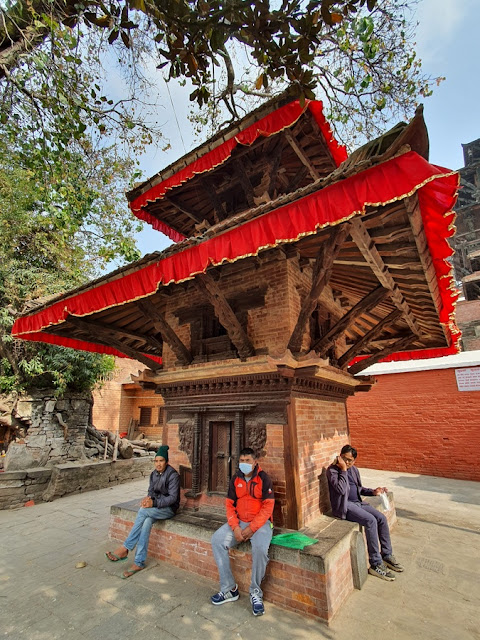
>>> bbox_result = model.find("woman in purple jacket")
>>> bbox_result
[327,444,403,581]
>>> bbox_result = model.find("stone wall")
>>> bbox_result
[0,468,52,509]
[0,457,154,509]
[4,391,92,471]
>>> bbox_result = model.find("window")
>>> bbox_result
[158,406,165,425]
[139,407,152,427]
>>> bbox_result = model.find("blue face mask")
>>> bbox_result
[239,462,254,476]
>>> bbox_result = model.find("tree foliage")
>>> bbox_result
[0,115,138,395]
[1,0,442,148]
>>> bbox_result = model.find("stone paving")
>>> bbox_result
[1,468,479,640]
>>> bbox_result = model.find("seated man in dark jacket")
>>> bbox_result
[327,444,403,582]
[106,445,180,578]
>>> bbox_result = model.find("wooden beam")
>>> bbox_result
[284,129,320,181]
[202,177,227,222]
[349,218,423,336]
[286,165,309,192]
[68,316,162,371]
[70,317,164,353]
[405,194,450,343]
[266,137,287,197]
[233,159,256,208]
[136,298,192,365]
[337,309,402,369]
[288,223,351,353]
[194,272,255,360]
[312,285,392,355]
[347,334,418,376]
[165,195,203,225]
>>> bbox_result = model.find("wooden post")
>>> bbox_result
[103,436,108,460]
[112,435,119,462]
[288,223,351,354]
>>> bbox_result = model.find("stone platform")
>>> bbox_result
[109,495,396,623]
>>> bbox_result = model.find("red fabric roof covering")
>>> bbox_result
[13,151,460,363]
[129,100,348,241]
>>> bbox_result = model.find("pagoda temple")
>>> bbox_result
[12,96,460,619]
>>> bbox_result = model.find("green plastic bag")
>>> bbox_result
[270,532,318,550]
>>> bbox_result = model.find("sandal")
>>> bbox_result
[105,551,128,562]
[122,566,144,579]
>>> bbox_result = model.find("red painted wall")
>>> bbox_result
[347,367,480,482]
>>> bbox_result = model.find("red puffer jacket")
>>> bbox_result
[226,465,274,532]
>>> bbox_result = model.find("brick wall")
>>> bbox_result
[109,512,355,623]
[294,395,350,524]
[129,390,165,440]
[92,359,144,432]
[262,423,287,524]
[347,367,480,481]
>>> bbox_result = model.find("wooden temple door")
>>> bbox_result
[209,421,234,493]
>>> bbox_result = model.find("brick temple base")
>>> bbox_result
[109,497,396,623]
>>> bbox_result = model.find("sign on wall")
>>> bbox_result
[455,367,480,392]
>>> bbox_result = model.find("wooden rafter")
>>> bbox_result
[288,223,352,354]
[67,316,162,371]
[337,309,402,369]
[202,177,227,222]
[136,298,192,365]
[348,334,418,376]
[194,273,255,360]
[233,159,256,208]
[312,285,392,355]
[405,194,450,343]
[284,130,320,180]
[165,195,203,225]
[286,165,309,192]
[349,218,423,336]
[69,317,164,353]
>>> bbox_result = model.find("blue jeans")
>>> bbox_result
[211,520,273,598]
[123,506,174,567]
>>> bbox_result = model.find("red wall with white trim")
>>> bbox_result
[347,367,480,482]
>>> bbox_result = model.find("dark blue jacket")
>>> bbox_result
[147,464,180,512]
[326,464,374,519]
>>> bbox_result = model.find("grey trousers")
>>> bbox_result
[211,520,273,597]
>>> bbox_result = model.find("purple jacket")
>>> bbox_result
[326,464,375,519]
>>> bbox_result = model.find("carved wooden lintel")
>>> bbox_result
[194,272,255,360]
[313,285,392,355]
[337,309,402,369]
[67,316,162,371]
[288,223,352,354]
[136,298,192,365]
[348,334,418,376]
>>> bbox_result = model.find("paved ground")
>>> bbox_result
[1,468,478,640]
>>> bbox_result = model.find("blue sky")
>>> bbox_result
[134,0,480,256]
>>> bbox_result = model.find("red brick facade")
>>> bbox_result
[109,513,354,622]
[347,367,480,482]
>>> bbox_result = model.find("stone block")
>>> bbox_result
[4,444,50,471]
[0,470,27,480]
[45,400,56,413]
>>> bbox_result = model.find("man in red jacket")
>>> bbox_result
[211,447,274,616]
